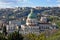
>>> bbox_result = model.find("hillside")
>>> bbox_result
[0,7,60,19]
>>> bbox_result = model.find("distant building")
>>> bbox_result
[6,9,58,34]
[6,21,20,33]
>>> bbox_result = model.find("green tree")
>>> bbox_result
[24,33,37,40]
[0,33,7,40]
[8,31,23,40]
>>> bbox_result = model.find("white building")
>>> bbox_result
[6,21,19,33]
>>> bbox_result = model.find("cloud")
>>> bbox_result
[57,4,60,7]
[17,0,29,4]
[0,0,59,8]
[0,0,17,5]
[0,0,30,8]
[57,0,60,2]
[56,0,60,7]
[0,0,17,8]
[0,2,12,5]
[17,0,36,7]
[0,0,16,3]
[17,0,28,2]
[0,2,17,5]
[0,5,13,8]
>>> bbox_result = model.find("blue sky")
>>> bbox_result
[0,0,60,8]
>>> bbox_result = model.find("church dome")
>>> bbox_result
[26,9,38,26]
[28,9,37,19]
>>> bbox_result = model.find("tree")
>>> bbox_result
[8,31,23,40]
[2,25,7,36]
[24,33,37,40]
[0,33,7,40]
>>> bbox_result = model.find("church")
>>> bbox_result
[20,9,58,34]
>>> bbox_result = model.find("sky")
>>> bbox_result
[0,0,60,8]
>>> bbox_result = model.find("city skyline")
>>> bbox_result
[0,0,60,8]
